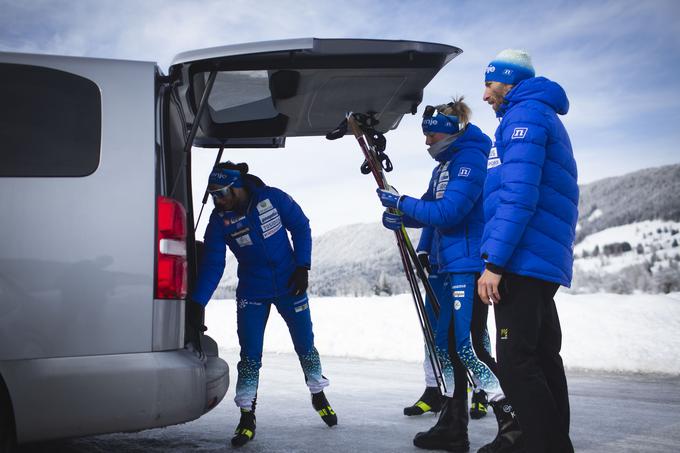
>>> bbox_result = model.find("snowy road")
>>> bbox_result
[22,350,680,453]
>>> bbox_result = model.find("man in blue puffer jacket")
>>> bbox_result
[377,98,521,452]
[191,162,336,448]
[479,49,578,453]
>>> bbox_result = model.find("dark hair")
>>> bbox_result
[217,161,248,175]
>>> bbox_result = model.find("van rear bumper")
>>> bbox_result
[0,347,229,444]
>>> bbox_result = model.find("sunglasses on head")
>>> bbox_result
[423,102,456,119]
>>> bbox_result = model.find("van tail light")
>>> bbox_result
[156,196,187,299]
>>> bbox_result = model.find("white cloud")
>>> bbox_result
[1,0,678,232]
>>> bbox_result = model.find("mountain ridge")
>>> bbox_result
[214,163,680,297]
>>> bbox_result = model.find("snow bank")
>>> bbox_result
[574,219,680,256]
[205,292,680,375]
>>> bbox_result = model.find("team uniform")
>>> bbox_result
[397,123,505,402]
[483,58,578,452]
[192,171,335,446]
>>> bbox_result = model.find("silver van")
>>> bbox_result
[0,38,459,449]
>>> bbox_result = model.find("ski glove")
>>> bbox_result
[417,252,431,274]
[376,186,402,210]
[288,266,309,296]
[186,300,207,358]
[382,209,403,231]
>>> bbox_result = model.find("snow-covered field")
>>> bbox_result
[574,219,680,273]
[206,291,680,375]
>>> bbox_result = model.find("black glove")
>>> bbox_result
[287,266,309,296]
[417,252,432,274]
[186,300,206,353]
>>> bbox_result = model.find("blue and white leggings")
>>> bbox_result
[424,272,505,402]
[234,292,329,409]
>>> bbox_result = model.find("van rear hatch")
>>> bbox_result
[169,38,461,148]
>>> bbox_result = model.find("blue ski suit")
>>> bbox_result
[399,124,504,400]
[192,175,328,409]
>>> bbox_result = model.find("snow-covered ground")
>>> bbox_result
[56,353,680,453]
[206,291,680,375]
[36,293,680,452]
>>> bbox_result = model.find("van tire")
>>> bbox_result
[0,377,17,453]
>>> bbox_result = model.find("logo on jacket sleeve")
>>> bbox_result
[511,127,528,139]
[457,167,471,177]
[487,146,501,169]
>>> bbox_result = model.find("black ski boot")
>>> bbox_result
[312,390,337,427]
[231,408,256,447]
[477,399,523,453]
[470,389,489,419]
[413,396,470,452]
[404,386,443,416]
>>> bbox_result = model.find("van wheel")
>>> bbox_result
[0,378,16,453]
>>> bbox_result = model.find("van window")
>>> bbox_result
[0,63,101,177]
[202,70,279,123]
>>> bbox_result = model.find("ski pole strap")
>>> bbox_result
[377,150,393,172]
[350,113,392,174]
[360,154,391,174]
[325,118,348,140]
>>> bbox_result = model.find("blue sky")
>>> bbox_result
[2,0,679,234]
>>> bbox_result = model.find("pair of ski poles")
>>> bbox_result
[338,113,448,396]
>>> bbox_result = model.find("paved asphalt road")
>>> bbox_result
[20,351,680,452]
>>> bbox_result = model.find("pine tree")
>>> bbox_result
[374,271,391,296]
[650,252,660,264]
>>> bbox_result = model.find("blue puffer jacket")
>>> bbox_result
[482,76,579,287]
[192,175,312,304]
[400,124,491,274]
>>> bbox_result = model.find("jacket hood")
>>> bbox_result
[436,123,492,162]
[498,76,569,117]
